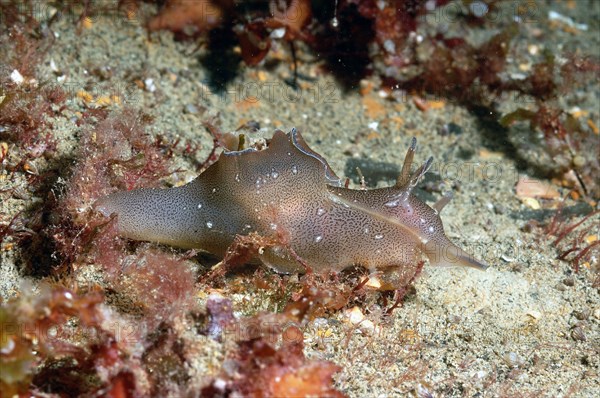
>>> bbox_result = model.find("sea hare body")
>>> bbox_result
[95,129,488,277]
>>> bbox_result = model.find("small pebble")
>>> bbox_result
[522,197,541,210]
[494,204,506,215]
[527,44,539,55]
[573,155,586,168]
[563,277,575,287]
[573,308,590,320]
[144,78,156,92]
[526,310,542,320]
[185,104,199,114]
[571,326,587,342]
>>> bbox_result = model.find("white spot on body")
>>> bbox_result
[383,39,395,53]
[197,203,202,209]
[314,235,323,243]
[374,234,384,240]
[214,379,227,391]
[317,208,326,216]
[206,221,213,229]
[1,337,15,354]
[291,165,298,175]
[385,199,400,208]
[469,0,488,17]
[271,27,286,38]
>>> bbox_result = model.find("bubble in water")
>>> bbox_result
[332,0,340,28]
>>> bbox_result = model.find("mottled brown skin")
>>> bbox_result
[95,129,488,277]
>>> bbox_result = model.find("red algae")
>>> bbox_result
[201,337,345,398]
[501,103,600,198]
[116,246,197,326]
[2,109,173,276]
[546,205,599,273]
[0,28,64,168]
[0,285,109,395]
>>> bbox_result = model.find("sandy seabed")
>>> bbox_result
[1,1,599,397]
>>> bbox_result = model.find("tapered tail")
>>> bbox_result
[423,239,489,271]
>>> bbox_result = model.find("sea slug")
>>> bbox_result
[95,129,488,282]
